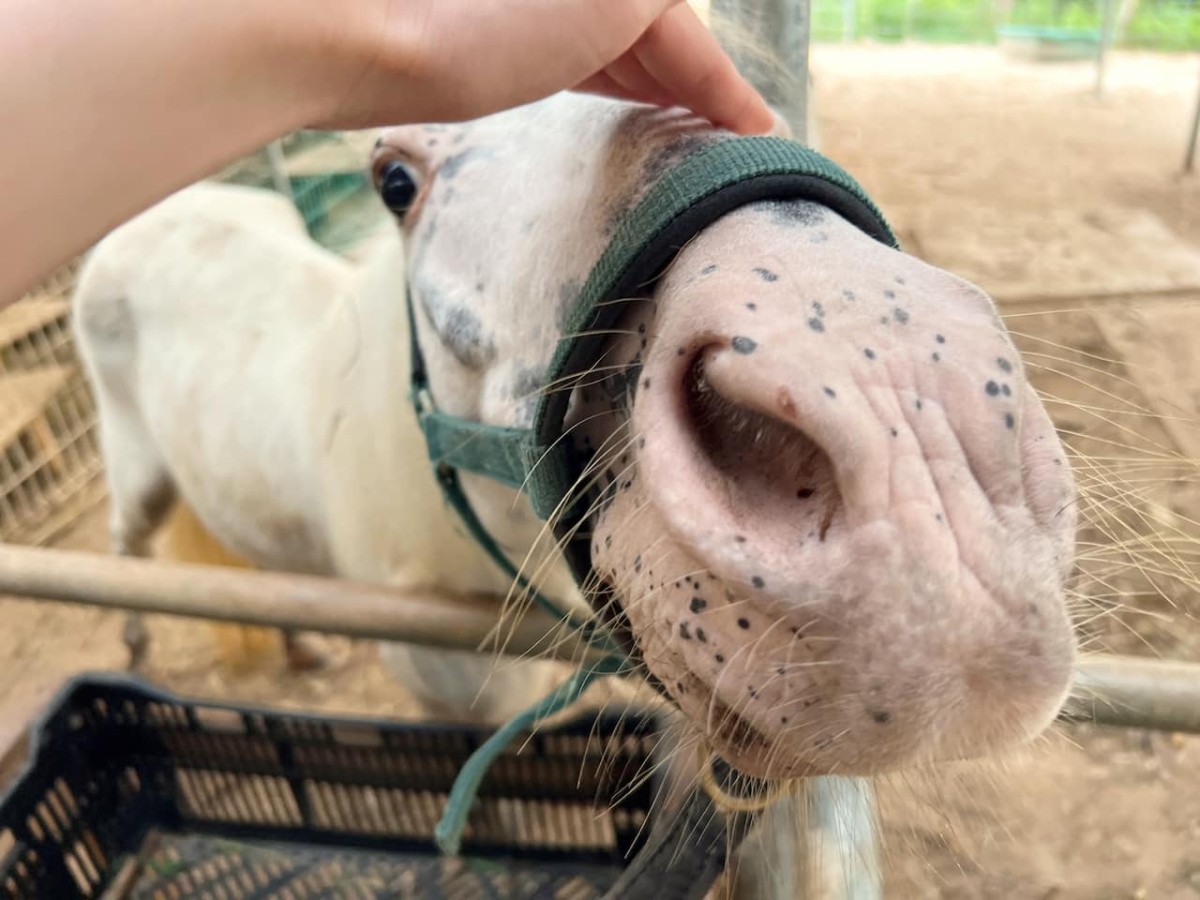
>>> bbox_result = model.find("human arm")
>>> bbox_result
[0,0,771,304]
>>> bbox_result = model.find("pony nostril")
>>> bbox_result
[680,348,843,546]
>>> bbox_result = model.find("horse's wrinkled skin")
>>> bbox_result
[374,93,1077,777]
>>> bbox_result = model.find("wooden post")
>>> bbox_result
[712,0,813,142]
[842,0,856,42]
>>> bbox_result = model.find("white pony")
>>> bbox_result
[72,181,571,719]
[74,90,1077,894]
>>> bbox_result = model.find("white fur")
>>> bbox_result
[73,181,571,723]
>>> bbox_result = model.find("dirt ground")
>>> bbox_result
[817,45,1200,899]
[3,43,1200,898]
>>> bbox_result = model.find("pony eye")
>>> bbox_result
[377,161,418,214]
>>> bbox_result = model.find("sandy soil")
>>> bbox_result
[813,45,1200,899]
[2,43,1200,898]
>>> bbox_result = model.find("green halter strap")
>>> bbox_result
[408,135,897,638]
[410,135,899,857]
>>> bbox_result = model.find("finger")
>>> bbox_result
[544,0,686,79]
[551,0,687,75]
[632,6,774,135]
[575,72,664,107]
[592,51,679,107]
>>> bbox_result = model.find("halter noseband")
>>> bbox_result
[407,135,897,655]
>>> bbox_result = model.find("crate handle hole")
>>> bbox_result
[193,707,246,735]
[330,725,384,749]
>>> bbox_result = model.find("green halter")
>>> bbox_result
[408,134,897,649]
[410,135,899,858]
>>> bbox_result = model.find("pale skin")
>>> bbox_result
[0,0,773,305]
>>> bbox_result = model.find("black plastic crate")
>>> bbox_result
[0,674,663,898]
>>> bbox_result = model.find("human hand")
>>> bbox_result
[311,0,774,134]
[1,0,774,305]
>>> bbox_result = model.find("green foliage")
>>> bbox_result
[1124,2,1200,50]
[811,0,1200,50]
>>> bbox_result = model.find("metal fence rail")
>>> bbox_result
[1,542,1197,735]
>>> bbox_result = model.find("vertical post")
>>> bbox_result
[805,777,883,900]
[903,0,917,41]
[265,140,294,201]
[1115,0,1140,44]
[712,0,812,142]
[714,4,882,895]
[1186,63,1200,174]
[1094,0,1117,98]
[843,0,856,42]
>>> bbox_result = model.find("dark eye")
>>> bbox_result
[377,161,418,214]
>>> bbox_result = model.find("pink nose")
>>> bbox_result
[642,335,877,570]
[606,259,1077,774]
